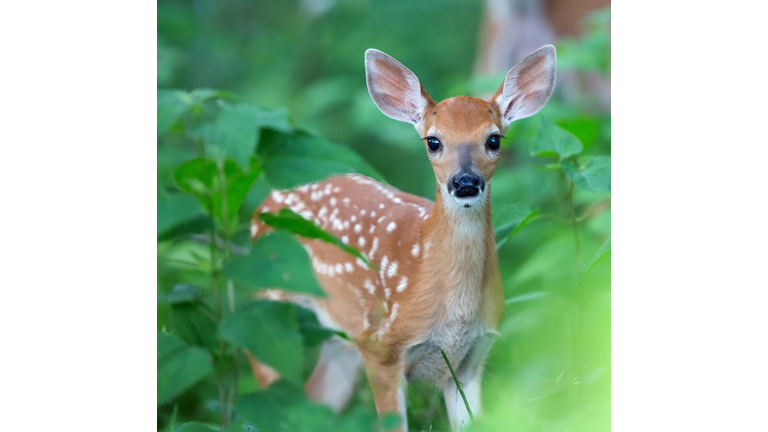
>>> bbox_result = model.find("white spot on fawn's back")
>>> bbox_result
[386,222,397,232]
[354,223,362,233]
[364,279,376,295]
[387,261,398,278]
[411,243,420,257]
[396,277,408,293]
[379,255,389,286]
[389,303,399,324]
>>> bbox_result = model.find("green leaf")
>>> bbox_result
[381,413,402,430]
[260,209,375,269]
[158,90,191,137]
[494,204,539,250]
[585,236,611,274]
[253,106,293,133]
[221,423,258,432]
[219,422,256,432]
[258,129,383,189]
[220,302,304,386]
[174,157,261,226]
[174,422,218,432]
[235,385,376,432]
[158,193,203,236]
[157,89,225,137]
[530,119,584,159]
[157,332,213,405]
[233,381,306,432]
[210,104,261,170]
[224,231,325,296]
[234,381,381,432]
[171,303,220,353]
[561,156,611,192]
[295,306,344,348]
[493,203,534,237]
[157,215,215,242]
[157,284,204,305]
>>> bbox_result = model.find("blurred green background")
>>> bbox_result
[158,0,610,431]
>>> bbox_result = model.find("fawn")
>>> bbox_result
[248,45,557,431]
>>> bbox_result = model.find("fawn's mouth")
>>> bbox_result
[452,188,482,207]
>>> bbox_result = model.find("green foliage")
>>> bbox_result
[158,193,203,236]
[530,118,584,159]
[561,156,612,193]
[174,157,261,226]
[174,423,219,432]
[219,301,304,386]
[257,129,383,189]
[587,236,611,273]
[224,231,325,296]
[493,203,539,249]
[157,3,610,431]
[157,333,213,406]
[157,284,204,305]
[259,208,375,269]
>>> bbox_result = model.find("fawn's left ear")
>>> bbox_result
[491,45,557,125]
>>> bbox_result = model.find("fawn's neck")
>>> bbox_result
[418,184,495,322]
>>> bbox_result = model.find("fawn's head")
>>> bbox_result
[365,46,556,209]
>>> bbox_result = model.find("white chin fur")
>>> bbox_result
[452,194,482,207]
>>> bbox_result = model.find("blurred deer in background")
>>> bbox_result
[248,45,557,431]
[474,0,610,110]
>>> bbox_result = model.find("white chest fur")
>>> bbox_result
[404,197,493,383]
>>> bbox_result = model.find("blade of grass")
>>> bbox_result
[438,346,474,424]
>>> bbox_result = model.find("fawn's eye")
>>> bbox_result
[486,135,501,151]
[426,137,441,152]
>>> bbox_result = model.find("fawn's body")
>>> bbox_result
[249,46,557,431]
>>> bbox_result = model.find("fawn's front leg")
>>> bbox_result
[442,369,482,431]
[361,348,408,432]
[442,335,495,431]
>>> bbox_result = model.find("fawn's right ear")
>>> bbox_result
[491,45,557,125]
[365,49,435,126]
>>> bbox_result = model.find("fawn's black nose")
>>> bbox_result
[451,173,484,197]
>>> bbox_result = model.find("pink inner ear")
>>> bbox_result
[374,59,411,98]
[366,49,435,125]
[515,59,551,94]
[372,60,417,116]
[500,51,555,122]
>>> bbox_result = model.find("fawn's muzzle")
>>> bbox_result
[449,173,484,197]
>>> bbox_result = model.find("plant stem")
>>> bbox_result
[438,346,474,424]
[195,133,229,426]
[217,159,240,424]
[576,197,611,223]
